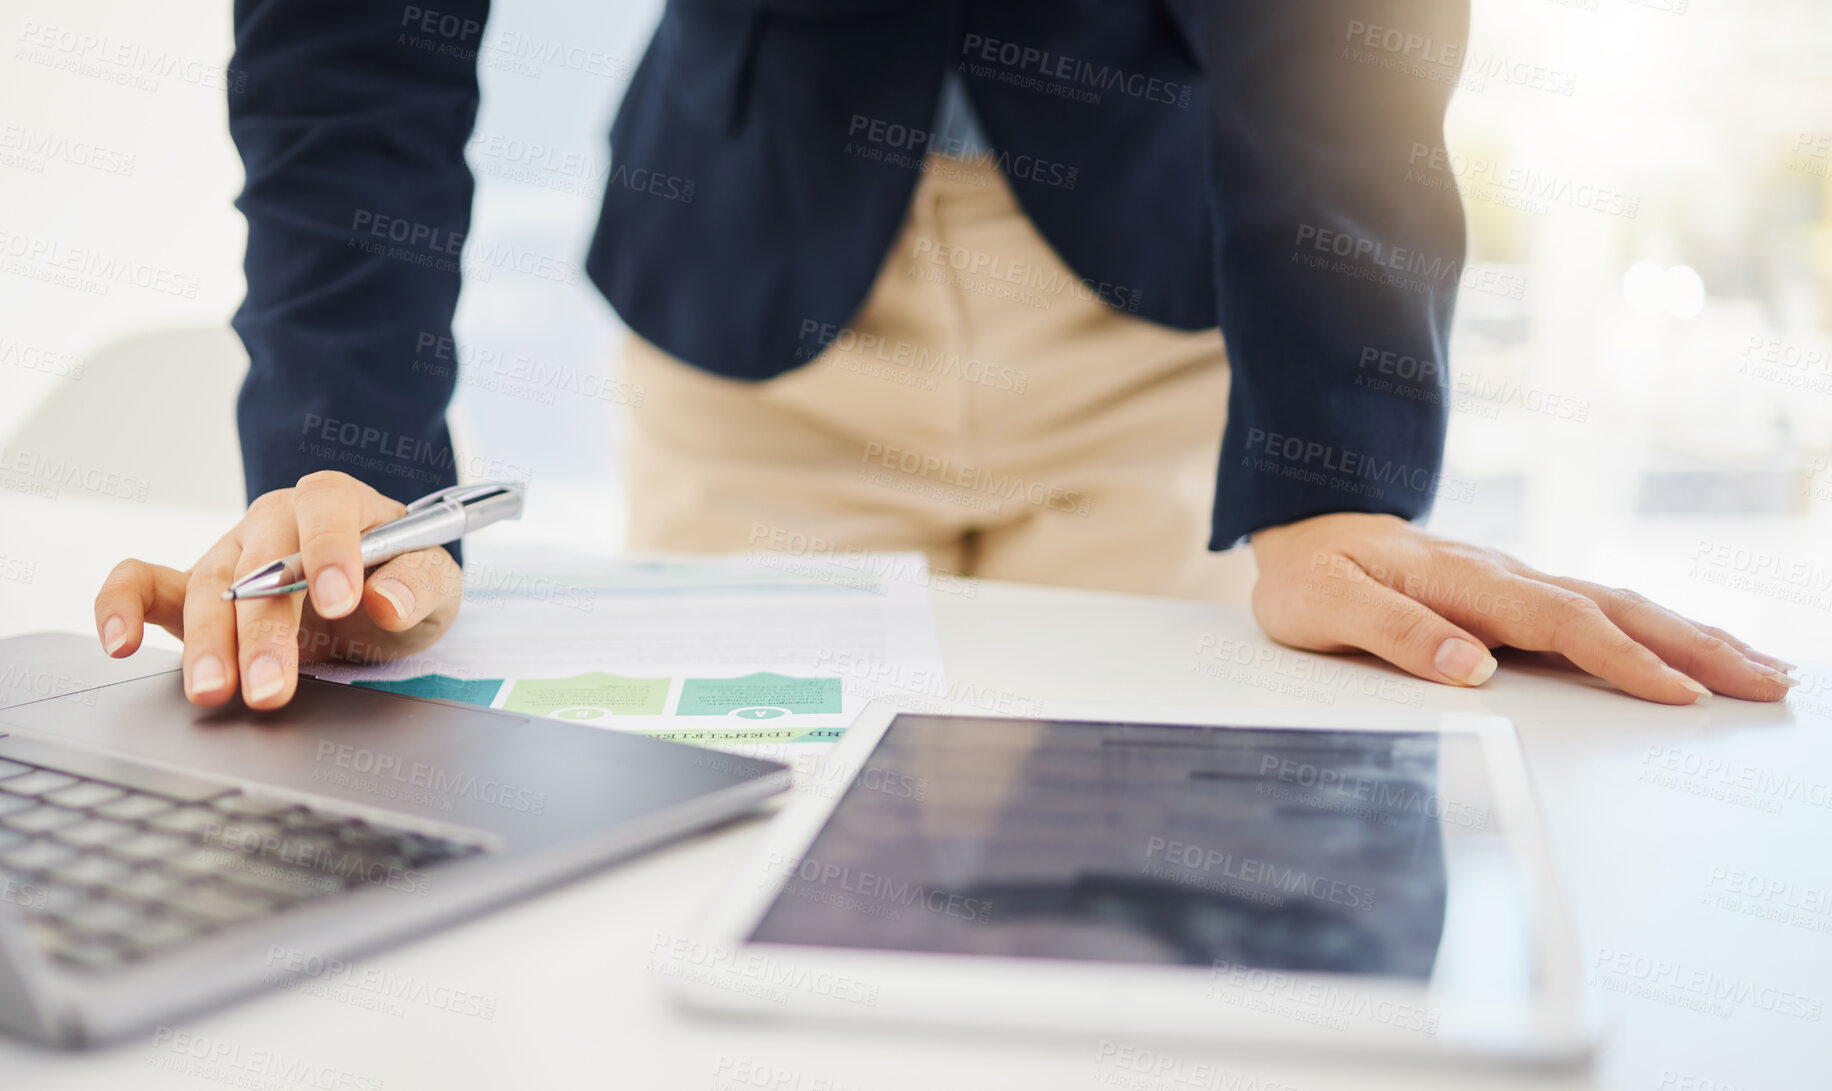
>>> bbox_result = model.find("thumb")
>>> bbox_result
[360,547,463,633]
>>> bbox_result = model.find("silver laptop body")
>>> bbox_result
[0,633,789,1047]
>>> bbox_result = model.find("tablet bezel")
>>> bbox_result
[671,701,1595,1065]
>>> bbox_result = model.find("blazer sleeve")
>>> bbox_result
[1181,0,1470,549]
[229,0,490,562]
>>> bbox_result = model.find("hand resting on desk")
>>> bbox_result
[1250,512,1797,705]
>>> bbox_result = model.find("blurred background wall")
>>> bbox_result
[2,0,1828,658]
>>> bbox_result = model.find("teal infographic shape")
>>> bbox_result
[352,675,504,707]
[676,673,843,716]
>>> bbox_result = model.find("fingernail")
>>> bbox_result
[247,655,285,703]
[189,655,227,696]
[1672,672,1711,700]
[1435,638,1498,686]
[1749,661,1800,688]
[102,616,126,655]
[315,567,355,615]
[1743,650,1796,672]
[372,578,414,621]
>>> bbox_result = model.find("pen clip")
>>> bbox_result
[405,483,516,513]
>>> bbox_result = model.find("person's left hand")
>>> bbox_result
[1249,512,1797,704]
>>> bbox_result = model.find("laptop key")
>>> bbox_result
[336,823,408,852]
[47,854,132,888]
[109,831,191,863]
[163,846,244,881]
[106,867,189,904]
[92,792,175,822]
[213,794,302,819]
[32,883,89,917]
[0,865,45,898]
[55,898,148,937]
[157,882,271,927]
[0,759,32,781]
[0,795,35,818]
[24,919,60,949]
[53,817,137,849]
[0,829,26,854]
[418,837,481,862]
[0,770,79,797]
[344,854,413,884]
[147,805,226,837]
[277,810,353,837]
[200,817,285,848]
[43,782,127,809]
[263,831,343,866]
[1,840,75,872]
[120,914,197,958]
[4,805,84,834]
[217,860,340,903]
[46,932,127,971]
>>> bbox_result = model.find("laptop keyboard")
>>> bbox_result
[0,756,485,973]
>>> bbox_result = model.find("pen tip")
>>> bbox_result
[220,590,236,601]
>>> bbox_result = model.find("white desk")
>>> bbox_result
[0,498,1826,1089]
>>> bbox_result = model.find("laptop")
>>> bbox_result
[0,633,790,1047]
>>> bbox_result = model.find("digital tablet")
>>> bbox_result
[667,703,1594,1064]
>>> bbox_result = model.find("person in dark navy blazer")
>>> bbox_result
[92,0,1798,711]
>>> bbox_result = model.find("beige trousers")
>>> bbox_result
[621,154,1255,603]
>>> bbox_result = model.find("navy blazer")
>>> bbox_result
[230,0,1468,554]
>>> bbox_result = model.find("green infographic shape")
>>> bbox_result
[500,672,670,717]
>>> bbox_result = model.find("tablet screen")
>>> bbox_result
[749,715,1524,986]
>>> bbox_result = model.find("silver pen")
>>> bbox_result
[221,482,525,601]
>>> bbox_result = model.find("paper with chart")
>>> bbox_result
[307,548,952,752]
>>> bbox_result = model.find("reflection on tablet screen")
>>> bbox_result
[750,717,1500,980]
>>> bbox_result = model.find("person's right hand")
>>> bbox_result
[93,471,463,710]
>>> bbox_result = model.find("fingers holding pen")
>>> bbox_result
[293,472,405,620]
[361,547,463,634]
[180,536,245,706]
[233,508,307,710]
